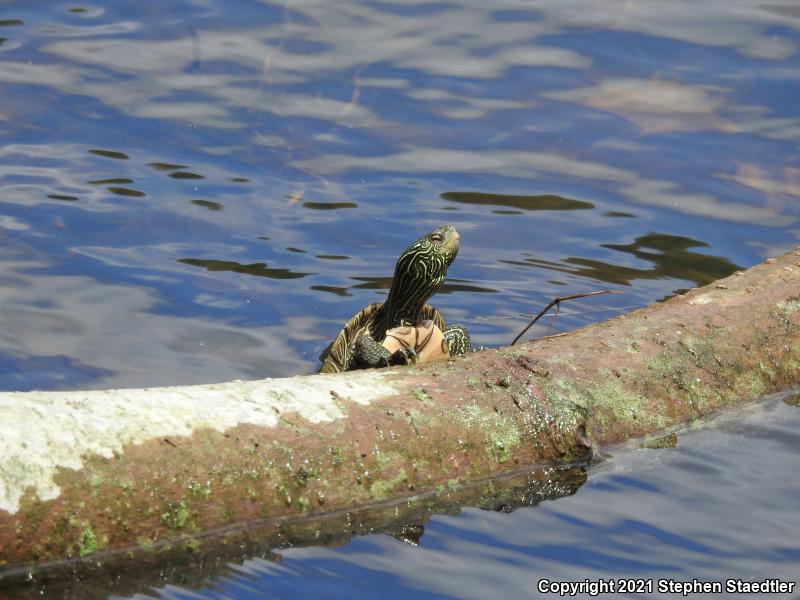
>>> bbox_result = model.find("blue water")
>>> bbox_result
[1,0,799,597]
[2,0,799,390]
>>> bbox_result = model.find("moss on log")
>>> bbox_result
[1,247,800,592]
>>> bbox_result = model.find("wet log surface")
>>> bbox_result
[1,247,799,597]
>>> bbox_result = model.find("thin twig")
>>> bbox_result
[511,289,623,345]
[472,304,643,321]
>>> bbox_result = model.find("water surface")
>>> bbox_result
[1,0,799,389]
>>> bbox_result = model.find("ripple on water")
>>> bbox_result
[0,3,798,392]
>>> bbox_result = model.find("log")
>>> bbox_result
[2,247,800,593]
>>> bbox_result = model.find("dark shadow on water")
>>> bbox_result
[492,209,524,215]
[302,201,358,210]
[88,149,129,160]
[311,284,353,297]
[147,162,189,171]
[350,276,498,295]
[191,199,223,211]
[178,258,311,279]
[107,186,145,198]
[503,233,743,289]
[441,191,594,211]
[87,178,134,185]
[169,171,205,180]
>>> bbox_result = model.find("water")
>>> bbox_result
[2,0,799,390]
[1,0,799,597]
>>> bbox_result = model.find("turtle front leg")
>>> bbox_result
[443,324,472,356]
[350,334,417,370]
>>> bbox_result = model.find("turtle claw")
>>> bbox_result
[389,347,418,366]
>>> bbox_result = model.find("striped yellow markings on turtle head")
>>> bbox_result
[384,225,459,328]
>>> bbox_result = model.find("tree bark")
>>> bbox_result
[1,247,800,590]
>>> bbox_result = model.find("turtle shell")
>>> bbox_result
[318,303,445,373]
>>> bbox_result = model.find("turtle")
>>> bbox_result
[318,225,472,373]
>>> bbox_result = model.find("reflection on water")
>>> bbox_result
[89,149,129,160]
[177,258,311,280]
[7,465,588,598]
[601,234,744,286]
[168,171,204,180]
[440,192,594,211]
[504,233,743,288]
[0,1,797,389]
[107,186,146,197]
[148,163,189,171]
[302,201,358,210]
[88,177,134,185]
[310,284,353,297]
[191,199,223,211]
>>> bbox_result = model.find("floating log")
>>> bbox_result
[1,247,800,594]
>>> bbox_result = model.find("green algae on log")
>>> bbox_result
[2,247,800,586]
[4,465,588,599]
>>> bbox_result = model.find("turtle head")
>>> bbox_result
[386,225,460,323]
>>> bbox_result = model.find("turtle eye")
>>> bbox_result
[430,232,443,242]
